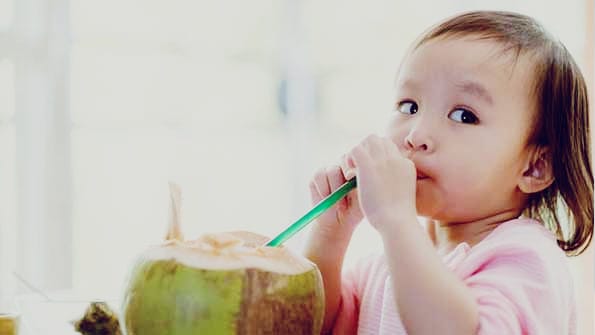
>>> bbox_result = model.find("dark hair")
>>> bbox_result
[415,11,593,256]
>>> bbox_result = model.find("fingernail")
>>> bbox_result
[345,169,355,179]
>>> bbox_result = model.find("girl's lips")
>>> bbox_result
[416,169,429,179]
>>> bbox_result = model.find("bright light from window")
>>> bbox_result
[0,0,13,29]
[0,60,15,121]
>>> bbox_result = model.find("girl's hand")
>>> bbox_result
[348,134,417,232]
[309,161,364,236]
[307,160,364,335]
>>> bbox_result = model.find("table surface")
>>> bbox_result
[11,291,120,335]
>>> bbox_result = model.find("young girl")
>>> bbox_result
[304,11,593,335]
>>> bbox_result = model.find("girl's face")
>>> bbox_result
[387,37,537,223]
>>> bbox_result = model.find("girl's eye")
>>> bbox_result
[396,101,418,115]
[449,108,479,124]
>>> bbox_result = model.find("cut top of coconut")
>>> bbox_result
[143,232,317,275]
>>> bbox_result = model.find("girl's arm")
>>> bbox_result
[380,215,479,335]
[304,222,356,334]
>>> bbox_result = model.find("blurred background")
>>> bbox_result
[0,0,593,333]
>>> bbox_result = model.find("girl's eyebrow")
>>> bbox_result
[397,78,494,106]
[399,79,420,91]
[456,80,493,105]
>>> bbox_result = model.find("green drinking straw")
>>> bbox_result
[265,177,357,247]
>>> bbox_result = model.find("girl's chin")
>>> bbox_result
[414,203,434,218]
[414,195,441,219]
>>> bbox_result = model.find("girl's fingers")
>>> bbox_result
[340,154,356,180]
[326,165,348,209]
[383,136,401,159]
[313,168,331,198]
[345,185,360,215]
[362,134,384,158]
[308,179,323,203]
[350,143,372,172]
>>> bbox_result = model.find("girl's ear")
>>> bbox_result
[518,146,554,194]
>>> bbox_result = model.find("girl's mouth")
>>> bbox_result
[416,169,429,180]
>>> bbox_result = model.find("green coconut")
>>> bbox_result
[120,183,324,335]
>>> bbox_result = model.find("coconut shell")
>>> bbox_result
[121,232,324,335]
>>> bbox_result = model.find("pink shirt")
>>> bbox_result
[333,218,576,335]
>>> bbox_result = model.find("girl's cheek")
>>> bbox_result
[383,116,399,137]
[384,122,409,152]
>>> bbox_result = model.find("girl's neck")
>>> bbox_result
[425,209,522,256]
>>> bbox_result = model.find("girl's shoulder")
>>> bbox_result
[475,217,565,259]
[455,220,577,334]
[457,217,573,283]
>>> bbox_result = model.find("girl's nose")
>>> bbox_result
[403,127,434,153]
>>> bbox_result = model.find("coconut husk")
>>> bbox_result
[73,302,121,335]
